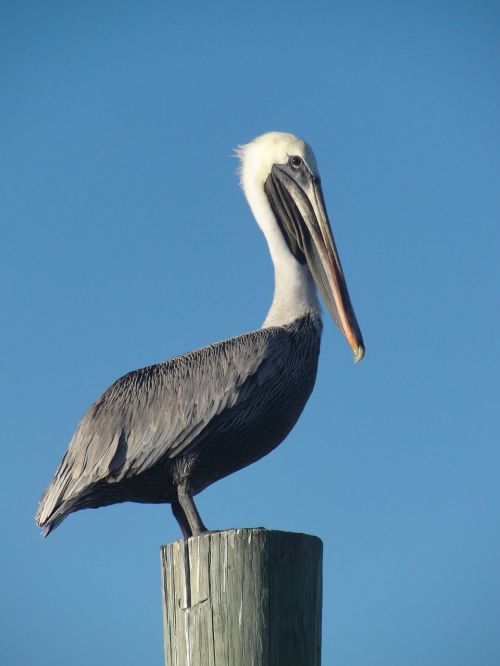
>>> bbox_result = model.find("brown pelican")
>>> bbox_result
[36,132,364,538]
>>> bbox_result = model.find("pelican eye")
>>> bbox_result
[290,155,303,169]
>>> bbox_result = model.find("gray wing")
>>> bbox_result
[36,326,291,527]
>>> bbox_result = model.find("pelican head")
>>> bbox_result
[238,131,364,362]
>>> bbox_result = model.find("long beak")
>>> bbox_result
[265,164,365,362]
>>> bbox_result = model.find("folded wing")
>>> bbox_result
[36,326,291,532]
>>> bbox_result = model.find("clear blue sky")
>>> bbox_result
[1,2,498,664]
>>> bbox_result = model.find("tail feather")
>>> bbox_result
[36,481,75,537]
[36,454,95,537]
[36,510,68,538]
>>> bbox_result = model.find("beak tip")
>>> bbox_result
[353,344,365,364]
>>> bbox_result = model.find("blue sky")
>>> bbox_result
[1,2,499,664]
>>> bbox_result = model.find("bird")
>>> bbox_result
[36,131,364,539]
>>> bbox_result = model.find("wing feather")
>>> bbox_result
[36,327,291,527]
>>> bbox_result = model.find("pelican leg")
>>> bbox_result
[171,501,192,538]
[177,482,207,536]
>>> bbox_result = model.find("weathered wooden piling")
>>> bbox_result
[160,528,323,666]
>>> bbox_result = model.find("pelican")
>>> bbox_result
[36,132,364,538]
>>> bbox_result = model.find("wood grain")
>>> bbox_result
[161,528,322,665]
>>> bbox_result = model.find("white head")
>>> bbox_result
[238,132,319,194]
[237,131,364,362]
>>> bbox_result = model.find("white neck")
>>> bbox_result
[242,175,321,328]
[263,254,320,328]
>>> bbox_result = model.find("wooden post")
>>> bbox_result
[160,528,323,666]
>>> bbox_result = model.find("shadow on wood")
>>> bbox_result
[161,528,322,666]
